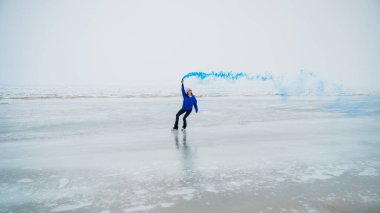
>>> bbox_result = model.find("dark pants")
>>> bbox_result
[173,109,192,129]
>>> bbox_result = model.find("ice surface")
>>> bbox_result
[159,202,175,208]
[123,205,156,213]
[58,178,69,188]
[51,202,92,212]
[167,188,195,196]
[0,95,379,212]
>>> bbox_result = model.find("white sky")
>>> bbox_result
[0,0,379,90]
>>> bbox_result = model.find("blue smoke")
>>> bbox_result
[182,71,356,97]
[182,71,327,97]
[182,71,375,116]
[183,71,274,81]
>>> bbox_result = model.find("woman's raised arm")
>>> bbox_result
[181,78,186,97]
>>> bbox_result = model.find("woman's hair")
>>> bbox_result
[186,88,193,96]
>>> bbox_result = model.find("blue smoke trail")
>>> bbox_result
[182,71,324,97]
[182,71,332,96]
[182,70,375,116]
[183,71,274,81]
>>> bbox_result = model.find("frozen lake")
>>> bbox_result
[0,96,379,212]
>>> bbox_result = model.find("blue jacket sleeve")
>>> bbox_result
[194,97,198,113]
[181,84,186,97]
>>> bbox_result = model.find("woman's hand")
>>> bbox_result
[181,78,184,84]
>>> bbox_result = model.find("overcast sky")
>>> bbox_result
[0,0,379,90]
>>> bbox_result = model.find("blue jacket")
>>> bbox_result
[181,84,198,112]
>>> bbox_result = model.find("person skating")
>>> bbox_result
[172,78,198,131]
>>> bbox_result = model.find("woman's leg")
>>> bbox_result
[182,110,192,129]
[173,109,186,129]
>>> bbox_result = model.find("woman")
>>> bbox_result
[172,78,198,131]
